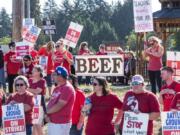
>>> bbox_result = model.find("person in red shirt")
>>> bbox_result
[159,66,180,111]
[68,74,85,135]
[4,42,21,93]
[119,75,160,135]
[171,92,180,111]
[28,65,47,135]
[19,55,34,78]
[145,36,164,94]
[38,41,55,96]
[30,47,38,64]
[96,44,107,55]
[53,39,73,74]
[45,66,75,135]
[6,75,34,135]
[84,77,123,135]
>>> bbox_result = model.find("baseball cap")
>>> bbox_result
[55,66,68,79]
[131,75,144,85]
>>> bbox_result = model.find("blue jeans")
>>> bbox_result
[0,68,6,90]
[70,124,83,135]
[26,124,33,135]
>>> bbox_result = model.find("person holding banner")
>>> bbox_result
[83,77,123,135]
[38,41,55,97]
[4,42,21,93]
[159,66,180,111]
[68,74,85,135]
[53,39,73,74]
[19,55,34,78]
[6,75,34,135]
[145,36,164,94]
[46,66,75,135]
[28,65,47,135]
[171,92,180,111]
[96,44,107,55]
[119,75,160,135]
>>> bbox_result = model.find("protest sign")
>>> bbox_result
[133,0,153,32]
[64,22,83,48]
[75,55,124,76]
[167,51,180,81]
[161,111,180,135]
[23,25,41,44]
[2,103,26,135]
[33,95,42,124]
[15,41,32,59]
[39,56,48,75]
[22,18,35,39]
[122,111,149,135]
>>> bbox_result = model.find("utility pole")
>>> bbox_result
[27,0,30,18]
[12,0,24,41]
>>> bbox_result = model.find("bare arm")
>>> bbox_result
[24,103,32,112]
[149,112,160,120]
[114,110,123,124]
[47,99,67,114]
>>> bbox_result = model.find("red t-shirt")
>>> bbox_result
[72,88,85,124]
[38,47,54,74]
[47,82,75,123]
[171,92,180,110]
[147,46,163,71]
[4,51,21,74]
[96,51,107,55]
[54,50,73,74]
[20,63,34,78]
[161,81,180,111]
[30,49,38,64]
[85,93,123,135]
[78,50,90,55]
[120,90,160,135]
[29,78,46,95]
[6,91,34,124]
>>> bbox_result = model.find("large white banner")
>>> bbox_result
[122,112,149,135]
[133,0,153,32]
[167,51,180,81]
[2,103,26,135]
[75,55,124,76]
[161,111,180,135]
[64,22,83,48]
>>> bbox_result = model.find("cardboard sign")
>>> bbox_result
[23,25,41,44]
[122,112,149,135]
[39,56,48,74]
[167,51,180,81]
[64,22,83,48]
[75,55,124,76]
[161,111,180,135]
[22,18,35,39]
[33,95,42,124]
[15,41,32,59]
[2,103,26,135]
[133,0,153,32]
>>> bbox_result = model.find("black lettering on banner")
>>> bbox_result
[76,58,87,73]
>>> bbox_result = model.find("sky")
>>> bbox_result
[0,0,161,15]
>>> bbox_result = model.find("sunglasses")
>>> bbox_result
[23,59,29,62]
[131,82,142,86]
[15,83,25,87]
[93,83,98,86]
[55,45,60,48]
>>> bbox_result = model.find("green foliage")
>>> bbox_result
[0,8,11,38]
[0,36,11,45]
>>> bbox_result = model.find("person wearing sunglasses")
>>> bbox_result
[6,75,34,135]
[84,77,123,135]
[119,75,160,135]
[53,38,73,74]
[19,55,34,78]
[144,36,164,94]
[46,66,75,135]
[28,65,47,135]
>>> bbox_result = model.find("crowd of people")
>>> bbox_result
[0,36,179,135]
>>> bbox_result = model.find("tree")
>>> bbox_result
[0,8,11,38]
